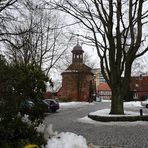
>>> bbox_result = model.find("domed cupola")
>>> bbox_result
[72,44,84,63]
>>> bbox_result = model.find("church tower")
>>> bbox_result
[72,44,84,63]
[57,43,95,102]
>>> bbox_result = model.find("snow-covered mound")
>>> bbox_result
[46,132,88,148]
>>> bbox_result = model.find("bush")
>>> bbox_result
[0,115,46,148]
[0,101,46,148]
[0,59,48,147]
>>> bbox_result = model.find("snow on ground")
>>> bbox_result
[44,102,93,148]
[75,101,146,126]
[89,109,141,116]
[43,101,144,147]
[59,101,94,109]
[46,132,88,148]
[78,107,148,126]
[124,101,142,108]
[101,99,111,102]
[78,115,148,126]
[36,124,88,148]
[59,100,142,109]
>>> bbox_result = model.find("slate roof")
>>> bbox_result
[62,63,93,75]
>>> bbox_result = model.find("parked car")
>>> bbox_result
[43,99,59,112]
[32,99,49,113]
[20,99,49,115]
[20,99,35,115]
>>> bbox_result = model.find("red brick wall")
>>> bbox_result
[58,72,94,101]
[130,76,148,100]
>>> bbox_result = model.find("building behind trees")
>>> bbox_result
[58,44,95,102]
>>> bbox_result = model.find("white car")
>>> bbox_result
[141,99,148,108]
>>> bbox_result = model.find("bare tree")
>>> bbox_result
[4,1,73,76]
[49,0,148,114]
[83,52,98,69]
[0,0,18,38]
[132,57,148,76]
[0,0,40,55]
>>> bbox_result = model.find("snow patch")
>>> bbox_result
[124,101,142,108]
[89,109,141,116]
[101,99,111,102]
[59,101,93,109]
[46,132,88,148]
[36,124,58,140]
[78,116,148,126]
[78,108,148,126]
[36,124,88,148]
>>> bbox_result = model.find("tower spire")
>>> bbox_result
[72,42,84,63]
[77,34,79,45]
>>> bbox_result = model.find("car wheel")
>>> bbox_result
[146,104,148,108]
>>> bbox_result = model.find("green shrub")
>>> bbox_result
[0,101,46,148]
[0,60,48,147]
[0,116,46,148]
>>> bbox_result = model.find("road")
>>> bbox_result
[44,102,148,148]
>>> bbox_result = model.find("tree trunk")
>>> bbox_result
[110,87,124,115]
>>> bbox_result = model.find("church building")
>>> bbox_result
[58,44,95,101]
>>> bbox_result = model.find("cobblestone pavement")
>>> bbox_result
[44,102,148,148]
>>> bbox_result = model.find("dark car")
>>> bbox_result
[33,99,49,113]
[43,99,59,112]
[20,100,35,115]
[20,99,49,115]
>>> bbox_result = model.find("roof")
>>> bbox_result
[72,44,84,53]
[98,83,111,91]
[62,63,93,74]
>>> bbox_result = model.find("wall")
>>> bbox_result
[58,72,94,101]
